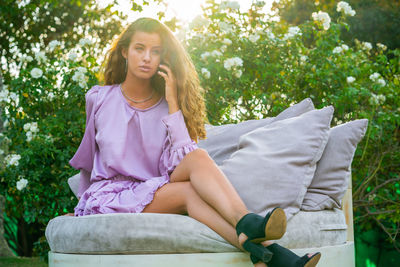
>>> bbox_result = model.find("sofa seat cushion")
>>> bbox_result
[45,209,347,254]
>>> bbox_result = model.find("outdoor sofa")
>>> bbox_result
[45,98,367,267]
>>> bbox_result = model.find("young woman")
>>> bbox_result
[66,17,321,267]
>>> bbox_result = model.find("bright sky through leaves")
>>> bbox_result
[97,0,276,25]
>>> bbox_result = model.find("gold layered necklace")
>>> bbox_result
[120,83,154,103]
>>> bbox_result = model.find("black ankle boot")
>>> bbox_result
[236,207,287,243]
[235,208,287,263]
[250,243,322,267]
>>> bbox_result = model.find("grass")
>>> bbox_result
[0,256,48,267]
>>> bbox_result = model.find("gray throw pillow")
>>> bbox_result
[220,106,334,220]
[198,98,314,166]
[301,119,368,211]
[68,172,81,199]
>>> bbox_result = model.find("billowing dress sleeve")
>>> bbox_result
[159,109,199,178]
[68,86,99,198]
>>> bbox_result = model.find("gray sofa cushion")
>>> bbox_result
[219,106,333,219]
[302,119,368,210]
[198,98,314,166]
[45,208,346,254]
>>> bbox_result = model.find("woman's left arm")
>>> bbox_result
[158,110,199,179]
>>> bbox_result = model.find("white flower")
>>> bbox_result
[377,43,387,51]
[16,177,28,191]
[222,38,232,45]
[0,88,9,103]
[218,21,234,33]
[9,92,19,106]
[76,67,87,73]
[362,42,372,50]
[369,73,386,86]
[377,78,386,86]
[369,93,386,105]
[211,50,223,57]
[337,1,356,16]
[26,131,33,142]
[44,135,54,143]
[23,122,39,142]
[201,68,211,79]
[5,154,21,166]
[224,57,243,71]
[54,16,61,25]
[0,149,3,155]
[79,38,92,46]
[312,11,331,30]
[265,29,275,40]
[333,46,343,54]
[48,40,61,51]
[256,1,265,7]
[206,33,217,39]
[283,26,302,40]
[34,51,47,63]
[48,92,55,100]
[377,94,386,103]
[64,90,69,98]
[189,15,210,30]
[20,55,34,63]
[300,55,308,64]
[341,44,349,50]
[346,76,355,83]
[220,45,228,53]
[249,34,260,43]
[369,72,381,81]
[233,69,242,78]
[220,1,240,10]
[3,119,9,129]
[30,68,43,79]
[200,52,211,61]
[30,122,39,133]
[72,68,88,88]
[23,123,31,132]
[68,52,78,61]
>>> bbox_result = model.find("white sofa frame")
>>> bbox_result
[48,179,355,267]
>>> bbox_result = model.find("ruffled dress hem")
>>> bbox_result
[74,174,170,217]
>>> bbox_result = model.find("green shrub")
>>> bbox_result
[0,38,100,259]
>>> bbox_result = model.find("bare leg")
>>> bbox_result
[142,181,244,250]
[169,149,269,265]
[167,149,315,267]
[169,148,249,227]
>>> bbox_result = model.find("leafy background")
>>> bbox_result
[0,0,399,266]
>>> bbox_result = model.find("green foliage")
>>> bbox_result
[0,36,100,259]
[0,256,48,267]
[0,0,126,78]
[271,0,400,50]
[184,0,400,250]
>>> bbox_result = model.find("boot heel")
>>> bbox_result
[243,239,273,263]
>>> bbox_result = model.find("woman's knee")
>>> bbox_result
[185,148,213,166]
[181,181,200,213]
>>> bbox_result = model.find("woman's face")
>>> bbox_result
[123,31,162,80]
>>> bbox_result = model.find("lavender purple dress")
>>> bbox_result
[69,84,199,216]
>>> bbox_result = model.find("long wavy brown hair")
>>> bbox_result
[99,17,208,143]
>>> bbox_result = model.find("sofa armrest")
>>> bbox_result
[341,170,354,242]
